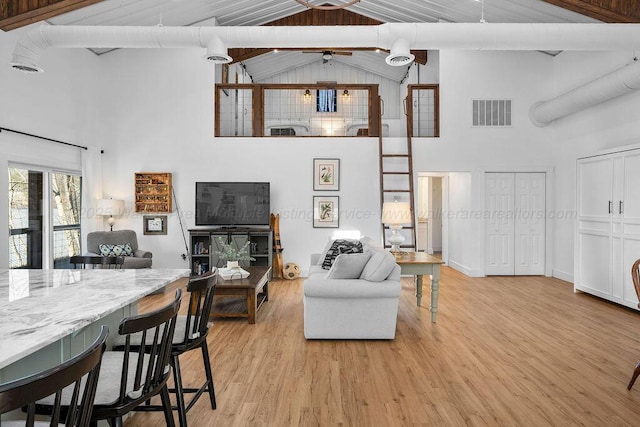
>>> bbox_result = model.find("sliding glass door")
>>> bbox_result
[8,166,81,269]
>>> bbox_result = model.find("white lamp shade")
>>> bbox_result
[382,202,412,225]
[97,199,124,217]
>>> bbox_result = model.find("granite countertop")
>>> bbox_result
[0,268,189,370]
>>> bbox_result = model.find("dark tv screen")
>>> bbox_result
[195,182,270,226]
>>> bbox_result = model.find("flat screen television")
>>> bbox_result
[195,182,270,226]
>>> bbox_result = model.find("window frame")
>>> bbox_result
[8,163,82,269]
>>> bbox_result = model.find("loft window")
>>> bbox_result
[317,89,337,112]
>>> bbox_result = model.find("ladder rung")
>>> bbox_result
[382,154,410,158]
[382,189,411,193]
[383,225,415,229]
[382,172,410,175]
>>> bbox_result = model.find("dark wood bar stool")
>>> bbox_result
[70,255,124,269]
[37,290,183,426]
[119,270,218,426]
[0,326,108,426]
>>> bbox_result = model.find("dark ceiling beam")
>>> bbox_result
[541,0,640,23]
[0,0,104,31]
[228,6,428,65]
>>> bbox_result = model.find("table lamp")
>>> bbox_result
[382,201,412,253]
[97,198,124,231]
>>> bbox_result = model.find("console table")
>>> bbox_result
[0,268,189,383]
[393,252,444,323]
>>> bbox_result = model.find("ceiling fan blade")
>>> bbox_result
[333,51,353,56]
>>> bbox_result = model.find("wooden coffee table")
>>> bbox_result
[211,266,271,324]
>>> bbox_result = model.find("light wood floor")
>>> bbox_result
[128,268,640,426]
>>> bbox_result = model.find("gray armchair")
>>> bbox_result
[86,229,152,268]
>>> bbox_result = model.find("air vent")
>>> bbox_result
[472,99,512,127]
[204,54,232,64]
[385,53,415,66]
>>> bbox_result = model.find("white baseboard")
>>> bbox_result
[448,260,482,277]
[552,269,574,283]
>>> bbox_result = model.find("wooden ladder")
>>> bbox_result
[378,95,416,251]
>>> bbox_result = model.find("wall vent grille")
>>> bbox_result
[472,99,512,127]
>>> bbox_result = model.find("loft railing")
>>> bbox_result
[215,83,381,137]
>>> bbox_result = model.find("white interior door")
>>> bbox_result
[485,173,515,275]
[485,172,546,275]
[514,173,546,275]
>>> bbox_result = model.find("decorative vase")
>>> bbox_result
[227,260,240,270]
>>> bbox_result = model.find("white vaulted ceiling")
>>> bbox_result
[47,0,597,28]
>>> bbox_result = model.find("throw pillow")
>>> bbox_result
[326,252,372,279]
[321,239,363,270]
[360,248,397,282]
[98,243,134,257]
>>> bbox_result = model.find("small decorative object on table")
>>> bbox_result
[215,237,255,280]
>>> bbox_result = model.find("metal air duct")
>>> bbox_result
[11,23,640,73]
[529,59,640,126]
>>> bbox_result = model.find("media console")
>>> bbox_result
[188,227,272,276]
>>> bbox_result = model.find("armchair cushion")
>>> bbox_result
[87,230,152,269]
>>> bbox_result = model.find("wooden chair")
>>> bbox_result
[37,290,182,426]
[627,259,640,390]
[117,270,218,427]
[0,326,107,426]
[70,256,124,269]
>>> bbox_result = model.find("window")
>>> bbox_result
[316,89,337,113]
[8,166,81,269]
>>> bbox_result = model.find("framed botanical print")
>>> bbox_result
[313,158,340,191]
[143,215,167,235]
[313,196,339,228]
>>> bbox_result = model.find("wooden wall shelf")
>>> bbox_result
[135,172,172,213]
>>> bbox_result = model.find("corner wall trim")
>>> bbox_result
[0,127,88,150]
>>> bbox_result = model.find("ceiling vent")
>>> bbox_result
[472,99,512,127]
[385,38,414,67]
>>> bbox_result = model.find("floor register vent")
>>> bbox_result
[472,99,512,127]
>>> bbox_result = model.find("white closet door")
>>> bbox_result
[485,173,515,275]
[514,173,546,275]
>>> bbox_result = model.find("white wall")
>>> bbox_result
[94,47,383,272]
[0,25,103,268]
[546,50,640,282]
[413,50,555,276]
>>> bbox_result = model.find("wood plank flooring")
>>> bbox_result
[128,268,640,426]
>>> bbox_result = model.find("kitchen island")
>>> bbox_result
[0,268,189,383]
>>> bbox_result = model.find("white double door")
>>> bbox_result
[485,173,546,275]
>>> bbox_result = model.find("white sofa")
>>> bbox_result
[303,238,401,339]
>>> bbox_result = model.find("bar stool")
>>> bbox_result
[0,326,107,426]
[118,270,218,426]
[37,290,182,426]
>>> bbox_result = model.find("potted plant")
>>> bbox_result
[214,237,255,269]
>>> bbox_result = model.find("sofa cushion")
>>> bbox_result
[326,252,372,280]
[304,277,401,299]
[360,248,398,282]
[99,243,134,257]
[321,239,363,270]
